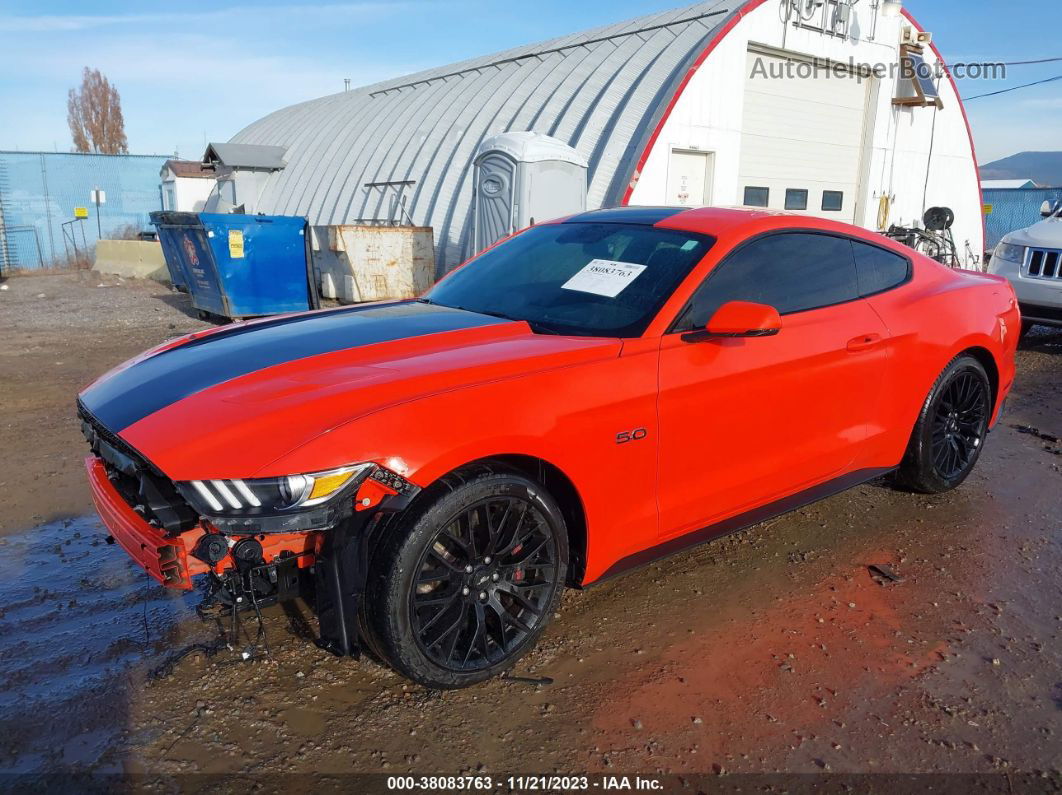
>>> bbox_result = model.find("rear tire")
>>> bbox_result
[364,465,568,689]
[895,355,992,494]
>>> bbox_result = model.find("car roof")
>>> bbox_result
[558,205,912,257]
[564,205,864,236]
[562,207,688,226]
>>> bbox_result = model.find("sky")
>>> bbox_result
[0,0,1059,165]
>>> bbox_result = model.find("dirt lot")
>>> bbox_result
[0,272,212,536]
[0,272,1059,788]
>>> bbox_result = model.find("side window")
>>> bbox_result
[674,233,859,331]
[853,240,910,296]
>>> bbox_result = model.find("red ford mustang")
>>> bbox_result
[79,207,1019,688]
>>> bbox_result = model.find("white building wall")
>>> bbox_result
[162,176,215,212]
[174,178,214,213]
[629,2,984,267]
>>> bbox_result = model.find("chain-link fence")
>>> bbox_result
[984,187,1062,251]
[0,151,169,272]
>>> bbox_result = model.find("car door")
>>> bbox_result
[656,231,890,541]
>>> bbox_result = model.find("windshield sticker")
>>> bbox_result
[561,259,647,298]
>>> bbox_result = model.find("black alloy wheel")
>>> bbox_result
[410,495,558,671]
[930,370,989,480]
[364,466,568,688]
[896,355,992,494]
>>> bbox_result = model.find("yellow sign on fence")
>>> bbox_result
[982,204,994,215]
[228,229,245,259]
[73,206,88,219]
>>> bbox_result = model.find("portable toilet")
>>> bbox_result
[151,211,318,321]
[471,132,588,254]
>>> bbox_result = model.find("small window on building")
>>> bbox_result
[785,189,809,211]
[744,186,769,207]
[822,191,844,212]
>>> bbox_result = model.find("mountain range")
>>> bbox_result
[980,152,1062,187]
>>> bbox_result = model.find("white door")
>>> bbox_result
[667,149,714,207]
[738,51,870,223]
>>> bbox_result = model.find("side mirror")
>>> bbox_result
[1042,201,1053,218]
[682,301,782,343]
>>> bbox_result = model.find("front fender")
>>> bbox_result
[259,344,662,584]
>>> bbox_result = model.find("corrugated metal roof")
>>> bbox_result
[203,143,287,170]
[231,0,738,272]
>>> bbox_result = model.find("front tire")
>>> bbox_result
[365,465,568,689]
[895,355,992,494]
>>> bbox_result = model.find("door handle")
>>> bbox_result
[847,333,883,352]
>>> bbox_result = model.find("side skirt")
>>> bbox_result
[583,466,896,588]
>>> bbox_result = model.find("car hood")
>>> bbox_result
[1003,218,1062,248]
[79,301,620,480]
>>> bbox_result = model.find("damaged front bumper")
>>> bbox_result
[85,455,202,589]
[84,446,418,658]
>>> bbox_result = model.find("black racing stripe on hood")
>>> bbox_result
[80,301,508,432]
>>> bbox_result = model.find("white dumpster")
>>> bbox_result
[313,225,435,304]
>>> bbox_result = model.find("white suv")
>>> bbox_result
[989,202,1062,335]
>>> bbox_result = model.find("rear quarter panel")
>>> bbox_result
[861,258,1019,468]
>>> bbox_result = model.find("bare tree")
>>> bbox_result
[67,68,129,155]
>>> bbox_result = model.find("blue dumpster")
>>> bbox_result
[150,212,319,320]
[151,212,191,291]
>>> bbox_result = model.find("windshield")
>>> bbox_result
[425,222,715,337]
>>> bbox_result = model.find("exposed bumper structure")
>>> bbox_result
[85,446,418,658]
[85,455,324,592]
[85,456,201,589]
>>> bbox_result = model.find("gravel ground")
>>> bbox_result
[0,272,212,535]
[0,272,1059,789]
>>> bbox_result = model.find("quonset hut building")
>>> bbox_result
[218,0,984,276]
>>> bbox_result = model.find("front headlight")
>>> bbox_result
[993,241,1027,265]
[177,464,374,531]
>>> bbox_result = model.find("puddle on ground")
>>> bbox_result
[0,517,206,772]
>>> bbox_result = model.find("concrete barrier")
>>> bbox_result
[93,240,169,282]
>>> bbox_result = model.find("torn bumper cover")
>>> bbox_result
[85,455,202,589]
[81,394,421,656]
[85,450,418,657]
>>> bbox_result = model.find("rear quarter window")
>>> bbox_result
[853,241,911,297]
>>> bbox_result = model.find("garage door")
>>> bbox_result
[739,50,871,224]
